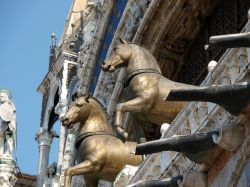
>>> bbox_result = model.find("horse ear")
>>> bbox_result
[85,94,91,103]
[119,38,128,44]
[72,92,78,101]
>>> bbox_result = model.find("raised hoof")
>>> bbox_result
[118,131,128,142]
[115,125,128,142]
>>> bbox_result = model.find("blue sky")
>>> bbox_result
[0,1,71,175]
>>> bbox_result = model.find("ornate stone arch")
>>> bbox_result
[138,0,222,80]
[43,77,60,129]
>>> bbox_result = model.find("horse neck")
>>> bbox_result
[79,103,111,134]
[127,46,161,73]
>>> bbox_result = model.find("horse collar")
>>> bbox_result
[124,69,161,87]
[75,131,115,148]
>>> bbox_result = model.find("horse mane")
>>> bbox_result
[87,96,111,126]
[131,44,159,66]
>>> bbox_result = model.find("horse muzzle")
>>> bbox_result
[101,62,111,71]
[61,117,70,127]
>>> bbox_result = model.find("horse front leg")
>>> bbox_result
[64,171,71,187]
[115,97,145,141]
[64,160,100,187]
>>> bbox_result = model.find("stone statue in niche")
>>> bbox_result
[0,89,16,159]
[102,38,250,142]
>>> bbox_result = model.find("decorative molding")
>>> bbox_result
[77,0,114,95]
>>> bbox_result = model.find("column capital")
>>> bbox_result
[35,128,54,147]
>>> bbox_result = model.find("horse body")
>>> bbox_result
[77,135,140,180]
[61,95,141,187]
[102,40,250,142]
[102,41,197,141]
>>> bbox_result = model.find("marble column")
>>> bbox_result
[36,128,53,187]
[55,60,69,172]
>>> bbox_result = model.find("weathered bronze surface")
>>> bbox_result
[207,32,250,49]
[167,81,250,115]
[135,125,244,167]
[61,95,142,187]
[128,176,183,187]
[102,40,250,141]
[135,131,219,155]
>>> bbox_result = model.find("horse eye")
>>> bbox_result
[114,46,118,51]
[75,102,83,107]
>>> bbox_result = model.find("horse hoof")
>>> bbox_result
[119,132,128,142]
[123,132,128,140]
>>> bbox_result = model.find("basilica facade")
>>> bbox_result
[36,0,250,186]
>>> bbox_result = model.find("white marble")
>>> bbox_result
[0,156,17,187]
[113,165,139,187]
[36,128,54,187]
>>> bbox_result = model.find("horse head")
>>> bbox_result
[61,95,91,129]
[102,38,132,72]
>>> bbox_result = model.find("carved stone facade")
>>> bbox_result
[127,12,250,187]
[37,0,250,187]
[37,0,127,186]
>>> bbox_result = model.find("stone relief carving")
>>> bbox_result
[0,164,17,187]
[80,0,103,59]
[123,0,151,39]
[47,162,58,178]
[95,0,152,109]
[96,70,118,108]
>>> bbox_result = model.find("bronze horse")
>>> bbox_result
[61,95,142,187]
[102,39,250,141]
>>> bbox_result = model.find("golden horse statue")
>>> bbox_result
[61,95,142,187]
[102,39,250,142]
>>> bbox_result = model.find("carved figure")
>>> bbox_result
[102,39,250,141]
[80,0,102,56]
[46,162,57,178]
[0,89,16,158]
[61,95,142,187]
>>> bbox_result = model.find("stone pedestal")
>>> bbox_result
[0,155,18,187]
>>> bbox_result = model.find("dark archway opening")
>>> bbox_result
[48,88,59,131]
